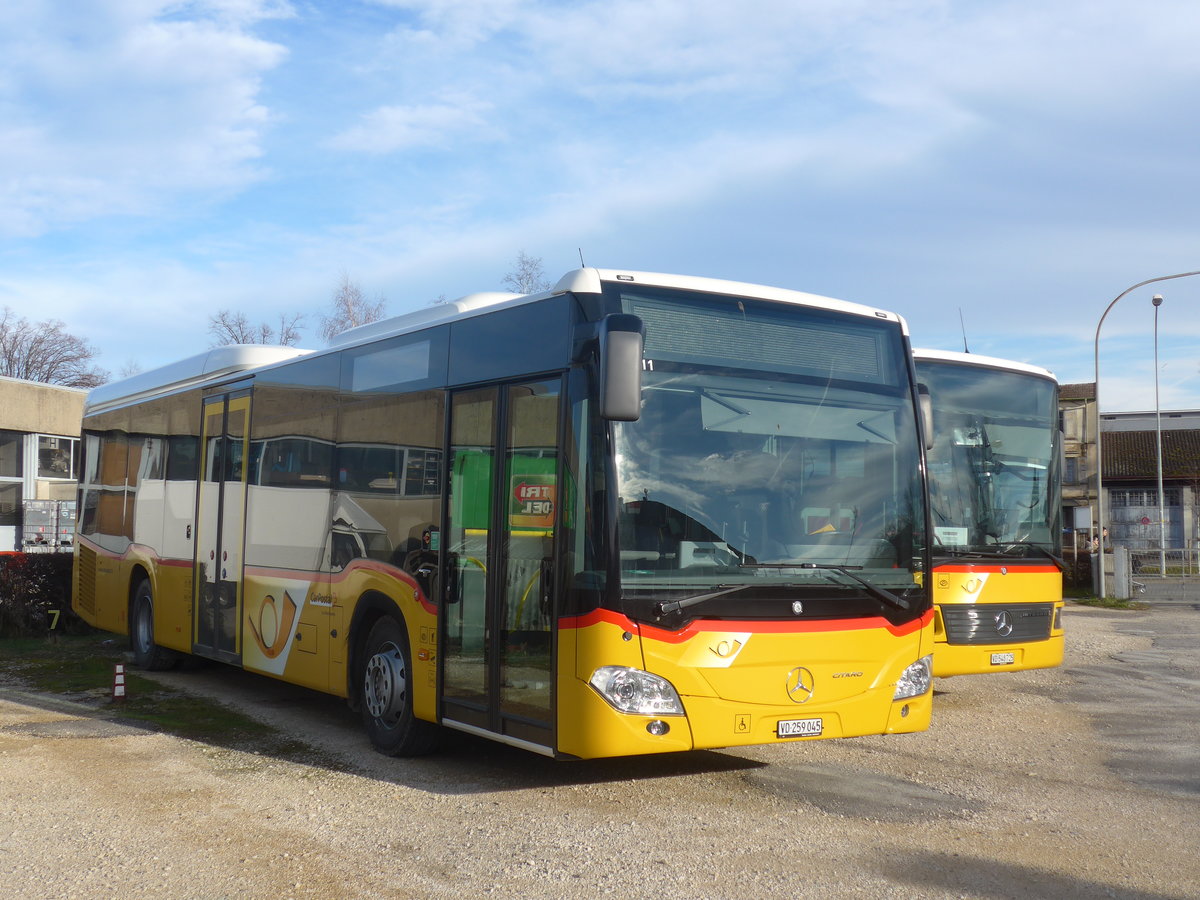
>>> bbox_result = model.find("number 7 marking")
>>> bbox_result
[49,609,61,630]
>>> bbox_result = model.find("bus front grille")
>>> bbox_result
[941,602,1054,645]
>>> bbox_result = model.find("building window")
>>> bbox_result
[1060,406,1085,442]
[37,435,78,479]
[1064,457,1079,483]
[1111,488,1181,508]
[0,430,21,478]
[0,483,19,526]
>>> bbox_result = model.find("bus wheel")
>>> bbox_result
[131,579,177,671]
[360,616,439,756]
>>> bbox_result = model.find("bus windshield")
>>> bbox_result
[609,287,926,611]
[918,361,1060,557]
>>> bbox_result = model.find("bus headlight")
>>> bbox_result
[894,655,932,700]
[589,666,685,716]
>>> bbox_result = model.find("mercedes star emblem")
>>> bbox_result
[786,666,815,704]
[993,609,1014,637]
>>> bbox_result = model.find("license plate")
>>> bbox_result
[991,651,1015,666]
[777,717,823,738]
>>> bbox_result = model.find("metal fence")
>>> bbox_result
[1129,549,1200,576]
[1110,547,1200,601]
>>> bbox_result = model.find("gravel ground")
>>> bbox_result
[2,601,1198,899]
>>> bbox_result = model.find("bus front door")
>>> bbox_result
[193,391,251,664]
[442,379,561,751]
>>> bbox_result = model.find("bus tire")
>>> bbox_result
[131,579,177,671]
[360,616,439,756]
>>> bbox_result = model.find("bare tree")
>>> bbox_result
[276,313,304,347]
[319,272,387,343]
[502,251,551,294]
[0,307,109,388]
[208,310,304,347]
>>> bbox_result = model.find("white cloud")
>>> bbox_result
[369,0,528,47]
[8,0,1200,410]
[362,0,1200,149]
[0,1,289,237]
[328,93,495,153]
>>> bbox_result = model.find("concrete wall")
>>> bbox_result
[0,376,87,435]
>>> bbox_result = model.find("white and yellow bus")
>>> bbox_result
[74,268,935,759]
[914,349,1064,677]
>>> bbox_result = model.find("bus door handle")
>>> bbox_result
[445,555,460,603]
[540,559,554,617]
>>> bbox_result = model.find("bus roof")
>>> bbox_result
[560,268,907,328]
[87,344,312,414]
[87,268,910,414]
[912,347,1057,383]
[326,268,909,349]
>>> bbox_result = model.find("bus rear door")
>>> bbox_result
[193,391,251,663]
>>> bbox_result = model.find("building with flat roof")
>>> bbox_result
[0,375,87,551]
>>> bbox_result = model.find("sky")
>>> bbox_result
[4,0,1200,412]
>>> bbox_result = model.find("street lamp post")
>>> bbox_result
[1094,270,1200,599]
[1153,294,1166,578]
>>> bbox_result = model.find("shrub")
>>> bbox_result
[0,553,90,638]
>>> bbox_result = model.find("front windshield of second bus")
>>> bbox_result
[916,359,1060,558]
[608,284,926,617]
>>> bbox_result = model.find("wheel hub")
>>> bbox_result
[136,603,153,655]
[363,641,407,722]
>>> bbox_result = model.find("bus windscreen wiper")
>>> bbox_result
[653,583,802,617]
[1000,541,1068,572]
[795,563,912,612]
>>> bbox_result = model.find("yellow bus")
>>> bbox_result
[74,268,934,759]
[914,349,1064,677]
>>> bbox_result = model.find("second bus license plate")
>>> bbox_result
[991,651,1016,666]
[777,718,823,738]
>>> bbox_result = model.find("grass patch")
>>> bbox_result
[0,634,330,765]
[1064,583,1150,610]
[1067,596,1150,611]
[2,633,133,696]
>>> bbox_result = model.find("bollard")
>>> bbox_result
[112,663,126,701]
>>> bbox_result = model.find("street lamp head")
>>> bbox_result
[1152,294,1164,307]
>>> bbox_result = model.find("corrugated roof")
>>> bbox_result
[1103,429,1200,479]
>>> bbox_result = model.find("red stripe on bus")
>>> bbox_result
[560,606,932,642]
[933,564,1060,574]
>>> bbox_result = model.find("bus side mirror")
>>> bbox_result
[599,314,644,421]
[918,383,934,451]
